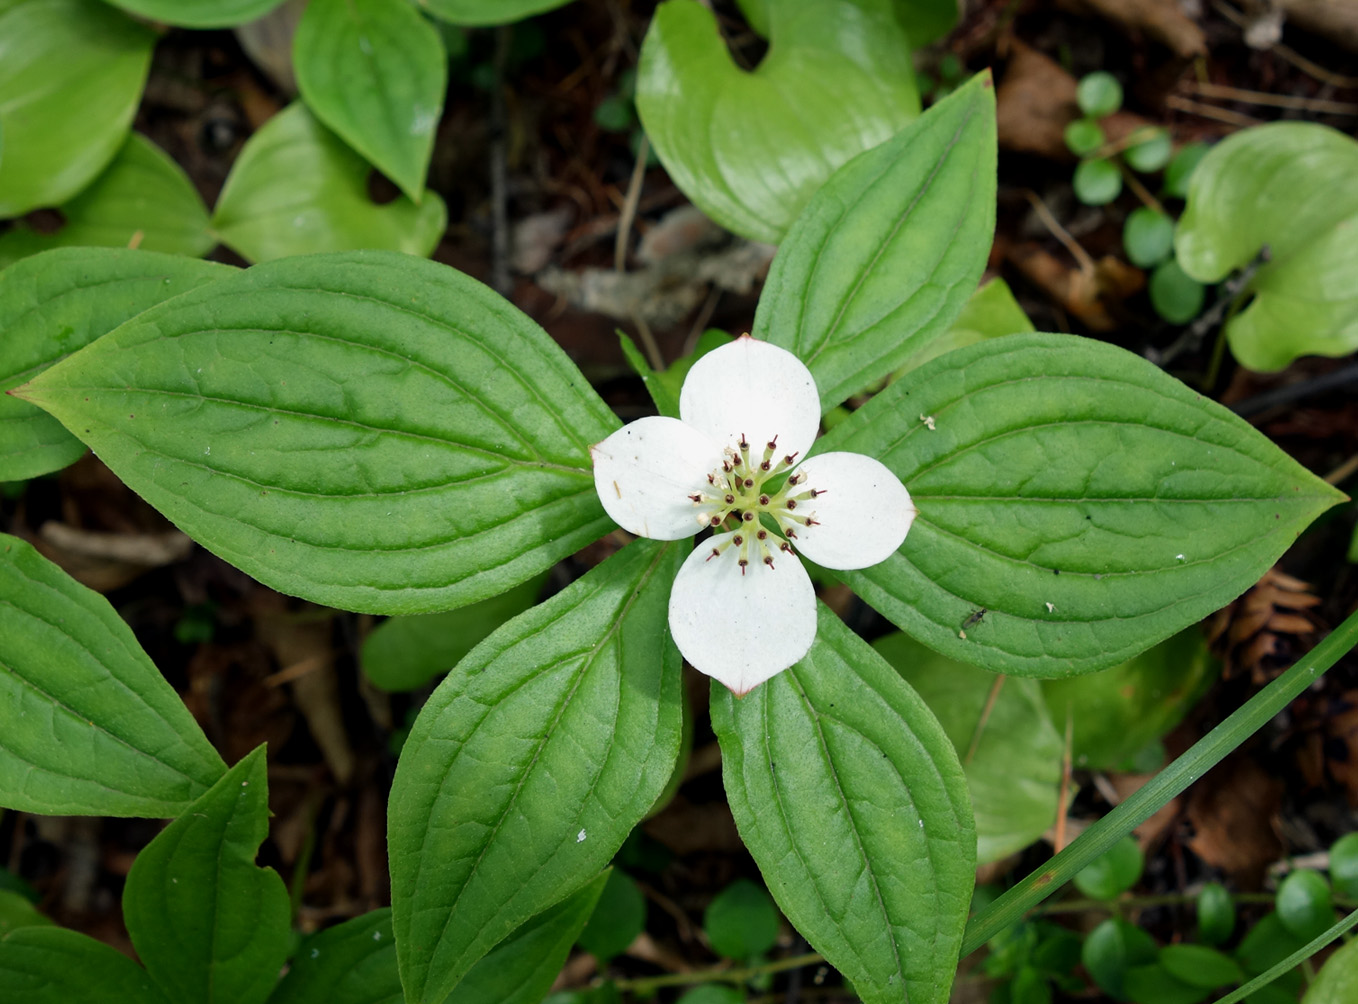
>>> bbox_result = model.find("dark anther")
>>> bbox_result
[780,542,793,552]
[767,436,778,449]
[757,530,768,540]
[733,535,744,546]
[764,556,775,567]
[786,499,797,510]
[724,493,735,504]
[739,434,749,449]
[707,548,720,561]
[784,452,798,465]
[743,477,754,488]
[760,460,771,470]
[739,559,748,575]
[688,493,703,502]
[786,528,797,538]
[707,473,716,484]
[759,494,770,506]
[811,488,824,497]
[788,473,802,485]
[741,511,754,522]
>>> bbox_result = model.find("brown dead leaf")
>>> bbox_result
[1277,0,1358,53]
[1058,0,1208,58]
[1321,693,1358,805]
[1207,567,1322,682]
[1186,756,1283,885]
[1005,244,1144,331]
[32,522,192,593]
[644,795,744,856]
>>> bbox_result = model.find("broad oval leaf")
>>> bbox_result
[822,332,1346,678]
[0,890,52,937]
[1305,935,1358,1004]
[16,250,619,615]
[415,0,573,25]
[0,133,216,268]
[872,631,1061,864]
[754,73,996,409]
[212,104,447,263]
[0,247,234,481]
[736,0,959,47]
[0,533,226,816]
[636,0,921,244]
[123,746,290,1004]
[100,0,287,28]
[1175,123,1358,372]
[0,0,154,217]
[389,539,684,1004]
[712,604,975,1004]
[270,910,403,1004]
[0,927,170,1004]
[294,0,446,203]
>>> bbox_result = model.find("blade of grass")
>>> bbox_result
[1213,906,1358,1004]
[962,607,1358,954]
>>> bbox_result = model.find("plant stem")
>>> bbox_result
[614,952,825,994]
[962,607,1358,955]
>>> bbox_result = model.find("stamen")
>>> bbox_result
[688,493,703,502]
[724,494,735,505]
[741,511,754,522]
[764,555,775,567]
[756,530,768,540]
[788,473,802,485]
[743,477,754,488]
[786,499,797,510]
[784,452,799,465]
[738,559,748,575]
[733,535,744,546]
[758,494,770,506]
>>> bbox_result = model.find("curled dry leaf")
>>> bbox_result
[1057,0,1207,58]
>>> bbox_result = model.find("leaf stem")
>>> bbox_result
[613,951,826,994]
[962,606,1358,955]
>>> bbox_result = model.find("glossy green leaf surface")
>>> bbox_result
[360,574,547,692]
[1304,936,1358,1004]
[576,870,644,963]
[824,333,1346,678]
[1042,629,1218,770]
[753,74,996,409]
[873,631,1061,863]
[0,0,153,218]
[269,910,403,1004]
[0,133,215,268]
[17,251,618,615]
[294,0,445,203]
[212,104,447,263]
[123,746,290,1004]
[99,0,287,27]
[1176,123,1358,371]
[1197,882,1236,946]
[0,927,170,1004]
[1082,917,1157,1000]
[712,605,974,1004]
[415,0,572,25]
[0,891,51,937]
[703,878,780,960]
[0,247,234,481]
[0,533,226,816]
[636,0,921,244]
[1277,870,1334,942]
[1072,836,1143,900]
[1161,944,1244,989]
[1330,834,1358,898]
[389,539,684,1004]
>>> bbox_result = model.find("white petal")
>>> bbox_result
[668,531,817,695]
[679,336,821,461]
[790,452,917,570]
[591,417,723,540]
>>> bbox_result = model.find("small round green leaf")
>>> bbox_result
[294,0,446,203]
[1064,118,1105,157]
[577,871,645,963]
[1122,963,1211,1004]
[1073,158,1122,206]
[1076,72,1123,118]
[1160,944,1244,989]
[1149,258,1205,323]
[99,0,286,27]
[1236,912,1307,976]
[1072,836,1143,900]
[0,0,155,217]
[212,103,447,263]
[0,133,215,267]
[1164,142,1209,200]
[704,879,780,960]
[1010,966,1053,1004]
[636,0,920,242]
[1124,128,1173,173]
[417,0,573,25]
[1196,881,1235,946]
[676,987,745,1004]
[1276,870,1334,941]
[1122,207,1175,269]
[1329,833,1358,898]
[1081,917,1157,999]
[0,890,52,937]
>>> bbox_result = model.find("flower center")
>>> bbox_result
[687,434,822,574]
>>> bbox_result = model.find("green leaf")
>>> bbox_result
[1123,207,1175,269]
[1175,123,1358,371]
[888,0,958,47]
[0,533,226,816]
[711,604,975,1004]
[620,329,731,420]
[123,746,290,1004]
[1122,963,1211,1004]
[0,247,234,481]
[872,632,1061,863]
[1163,142,1209,200]
[360,574,547,692]
[449,872,610,1004]
[1081,917,1157,1000]
[1237,913,1307,976]
[1329,834,1358,898]
[1041,629,1218,770]
[1197,882,1236,946]
[212,104,447,263]
[1304,936,1358,1004]
[268,910,402,1004]
[1124,128,1172,173]
[294,0,446,203]
[753,73,996,409]
[99,0,287,27]
[577,870,645,963]
[1161,944,1245,989]
[823,332,1346,678]
[1276,870,1334,942]
[1149,258,1205,324]
[1076,72,1122,118]
[1073,158,1121,206]
[703,878,781,960]
[0,890,51,937]
[0,133,215,267]
[16,250,618,615]
[1072,836,1143,900]
[1064,119,1105,157]
[0,0,154,217]
[0,927,169,1004]
[388,539,684,1004]
[675,987,745,1004]
[892,277,1034,380]
[636,0,921,244]
[414,0,573,26]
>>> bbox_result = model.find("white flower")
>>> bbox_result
[590,336,916,695]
